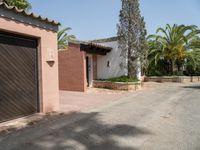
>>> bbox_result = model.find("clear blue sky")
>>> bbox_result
[29,0,200,40]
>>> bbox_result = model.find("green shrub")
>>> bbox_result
[184,64,200,76]
[98,76,139,83]
[145,60,171,76]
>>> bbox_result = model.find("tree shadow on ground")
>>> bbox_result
[182,85,200,90]
[4,112,152,150]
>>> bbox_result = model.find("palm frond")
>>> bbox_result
[57,27,76,49]
[146,24,200,74]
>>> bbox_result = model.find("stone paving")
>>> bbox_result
[60,88,131,113]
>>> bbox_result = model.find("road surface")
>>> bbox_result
[0,83,200,150]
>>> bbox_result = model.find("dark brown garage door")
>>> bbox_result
[0,31,38,122]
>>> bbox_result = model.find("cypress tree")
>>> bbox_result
[117,0,147,79]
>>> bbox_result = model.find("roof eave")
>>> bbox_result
[0,2,60,31]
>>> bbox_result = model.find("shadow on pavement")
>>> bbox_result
[182,85,200,90]
[2,112,152,150]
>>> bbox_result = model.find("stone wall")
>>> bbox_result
[93,81,142,91]
[144,76,200,83]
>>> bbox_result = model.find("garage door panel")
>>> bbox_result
[1,44,36,76]
[0,33,38,122]
[0,44,36,88]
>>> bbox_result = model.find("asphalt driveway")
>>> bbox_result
[0,83,200,150]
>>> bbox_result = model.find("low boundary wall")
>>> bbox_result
[144,76,200,83]
[93,81,143,91]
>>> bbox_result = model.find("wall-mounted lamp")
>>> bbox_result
[46,48,55,62]
[107,61,110,68]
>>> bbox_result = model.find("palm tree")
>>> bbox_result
[3,0,32,11]
[147,24,200,74]
[186,37,200,72]
[58,27,76,50]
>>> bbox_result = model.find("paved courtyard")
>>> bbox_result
[60,88,132,113]
[0,82,200,150]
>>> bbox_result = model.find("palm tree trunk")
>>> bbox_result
[171,60,175,75]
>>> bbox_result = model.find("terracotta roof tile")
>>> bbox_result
[68,40,112,51]
[91,37,118,43]
[0,2,60,26]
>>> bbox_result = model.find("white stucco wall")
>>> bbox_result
[97,41,127,79]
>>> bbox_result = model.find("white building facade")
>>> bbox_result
[93,37,142,80]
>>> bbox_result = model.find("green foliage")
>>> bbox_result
[58,27,76,49]
[184,48,200,76]
[146,24,200,76]
[117,0,147,79]
[184,64,200,76]
[146,60,170,76]
[3,0,31,11]
[99,76,139,83]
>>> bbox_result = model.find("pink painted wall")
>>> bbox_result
[0,17,59,113]
[58,43,87,92]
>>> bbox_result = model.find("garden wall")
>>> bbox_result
[93,80,142,91]
[144,76,200,83]
[58,43,87,92]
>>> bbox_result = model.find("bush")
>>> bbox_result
[98,76,139,83]
[145,60,172,76]
[146,60,200,76]
[184,64,200,76]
